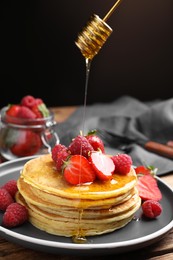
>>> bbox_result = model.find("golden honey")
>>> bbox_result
[75,14,113,60]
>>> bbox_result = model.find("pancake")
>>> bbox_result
[16,154,141,238]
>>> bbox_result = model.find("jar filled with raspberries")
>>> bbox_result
[0,95,59,160]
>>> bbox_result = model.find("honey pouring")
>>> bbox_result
[73,0,124,243]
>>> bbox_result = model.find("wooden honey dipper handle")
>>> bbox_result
[103,0,124,22]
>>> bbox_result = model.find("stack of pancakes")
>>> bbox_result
[16,154,141,238]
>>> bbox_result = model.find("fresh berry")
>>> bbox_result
[142,200,162,218]
[0,188,14,211]
[2,202,28,228]
[51,144,69,171]
[35,98,43,105]
[135,165,157,176]
[31,102,49,118]
[64,155,96,185]
[20,95,36,108]
[31,104,43,118]
[10,130,42,157]
[111,153,132,175]
[17,106,36,119]
[89,151,115,181]
[5,105,21,124]
[6,105,21,117]
[135,165,151,175]
[137,174,162,201]
[85,130,105,153]
[52,144,67,162]
[1,180,18,198]
[68,135,94,158]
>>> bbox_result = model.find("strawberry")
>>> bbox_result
[31,102,49,118]
[64,155,96,185]
[10,130,42,157]
[5,105,21,124]
[142,200,162,218]
[20,95,36,108]
[2,202,28,228]
[16,106,36,119]
[135,165,157,176]
[135,165,151,175]
[1,180,18,198]
[137,174,162,201]
[6,105,21,117]
[31,104,43,118]
[89,151,115,181]
[0,188,14,211]
[85,130,105,153]
[111,153,132,175]
[68,134,94,158]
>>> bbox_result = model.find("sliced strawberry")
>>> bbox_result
[89,151,115,181]
[64,155,96,185]
[137,175,162,201]
[10,130,42,157]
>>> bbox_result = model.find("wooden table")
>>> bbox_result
[1,106,173,260]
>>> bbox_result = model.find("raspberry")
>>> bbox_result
[17,106,36,119]
[35,98,43,105]
[55,149,69,171]
[86,134,105,153]
[0,188,14,211]
[68,135,94,158]
[20,95,36,108]
[142,200,162,219]
[2,202,28,228]
[51,144,69,171]
[111,153,132,175]
[1,180,18,198]
[52,144,68,162]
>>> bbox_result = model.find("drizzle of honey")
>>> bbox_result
[73,13,113,244]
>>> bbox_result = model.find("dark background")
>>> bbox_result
[1,0,173,108]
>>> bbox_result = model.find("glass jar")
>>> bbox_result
[0,107,59,161]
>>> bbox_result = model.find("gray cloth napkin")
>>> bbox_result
[55,96,173,176]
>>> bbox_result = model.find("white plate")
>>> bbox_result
[0,156,173,256]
